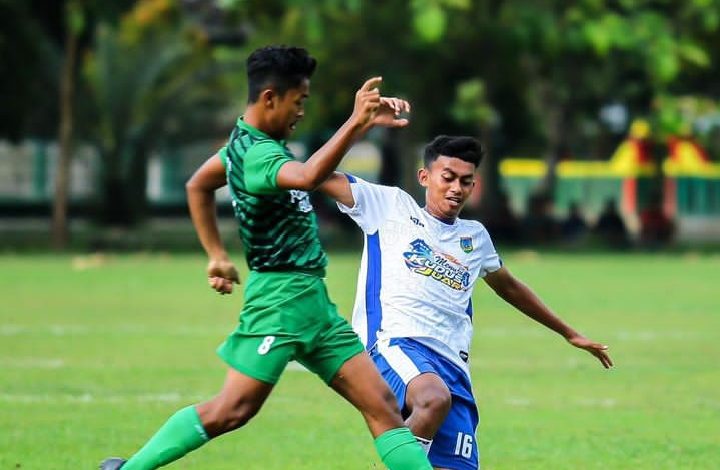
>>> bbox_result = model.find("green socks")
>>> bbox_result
[122,406,209,470]
[374,427,433,470]
[119,410,429,470]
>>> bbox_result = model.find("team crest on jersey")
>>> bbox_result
[289,190,313,213]
[403,239,470,291]
[460,237,473,253]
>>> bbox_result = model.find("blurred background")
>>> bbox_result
[2,0,720,252]
[3,3,720,469]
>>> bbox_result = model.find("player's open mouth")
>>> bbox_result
[446,197,462,207]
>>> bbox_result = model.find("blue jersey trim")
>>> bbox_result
[465,298,473,318]
[365,232,382,349]
[344,173,357,183]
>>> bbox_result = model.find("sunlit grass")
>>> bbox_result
[0,252,718,469]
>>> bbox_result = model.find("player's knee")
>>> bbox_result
[414,388,451,417]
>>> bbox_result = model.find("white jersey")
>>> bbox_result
[338,176,502,372]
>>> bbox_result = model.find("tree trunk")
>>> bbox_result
[51,5,80,250]
[97,145,149,226]
[127,143,149,223]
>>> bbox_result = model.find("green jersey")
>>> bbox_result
[219,118,327,274]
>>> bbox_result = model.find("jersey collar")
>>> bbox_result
[423,206,457,226]
[236,117,285,144]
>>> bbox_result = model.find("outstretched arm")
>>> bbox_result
[186,154,240,294]
[276,78,410,191]
[319,172,354,207]
[483,266,613,368]
[319,97,410,207]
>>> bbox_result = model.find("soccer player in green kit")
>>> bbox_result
[100,46,430,470]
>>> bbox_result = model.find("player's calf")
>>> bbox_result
[196,394,264,437]
[196,367,274,437]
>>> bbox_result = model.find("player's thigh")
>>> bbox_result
[217,293,297,386]
[372,338,441,416]
[217,272,315,384]
[217,331,296,385]
[427,396,480,470]
[329,351,405,435]
[297,308,365,385]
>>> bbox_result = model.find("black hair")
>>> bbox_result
[246,45,317,103]
[423,135,484,168]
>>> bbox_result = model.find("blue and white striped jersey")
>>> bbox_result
[338,176,502,372]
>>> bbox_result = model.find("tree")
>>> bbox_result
[2,0,140,247]
[495,1,719,195]
[0,0,61,141]
[9,0,720,240]
[81,0,242,225]
[52,0,84,249]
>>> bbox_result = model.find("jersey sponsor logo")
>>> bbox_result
[403,239,470,291]
[460,237,473,253]
[289,190,313,212]
[409,216,425,227]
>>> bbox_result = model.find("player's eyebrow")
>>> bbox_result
[442,168,473,179]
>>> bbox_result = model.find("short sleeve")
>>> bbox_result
[477,226,503,277]
[336,175,400,234]
[244,141,292,194]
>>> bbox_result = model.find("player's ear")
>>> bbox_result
[417,167,429,188]
[259,88,276,108]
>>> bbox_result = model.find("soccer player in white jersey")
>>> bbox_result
[320,134,613,470]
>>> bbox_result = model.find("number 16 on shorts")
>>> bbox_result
[454,432,473,459]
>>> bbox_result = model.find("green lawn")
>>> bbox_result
[1,252,718,469]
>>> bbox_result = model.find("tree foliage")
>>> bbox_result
[4,0,720,231]
[80,0,242,224]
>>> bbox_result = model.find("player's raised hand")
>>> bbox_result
[567,335,613,369]
[206,258,240,295]
[370,96,410,129]
[351,76,382,130]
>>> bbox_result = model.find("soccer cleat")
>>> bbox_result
[99,457,126,469]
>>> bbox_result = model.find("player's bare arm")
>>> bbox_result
[483,266,613,368]
[319,97,409,206]
[186,153,240,294]
[319,172,355,207]
[276,78,410,191]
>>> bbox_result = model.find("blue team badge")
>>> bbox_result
[460,237,473,253]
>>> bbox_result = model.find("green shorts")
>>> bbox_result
[217,270,364,385]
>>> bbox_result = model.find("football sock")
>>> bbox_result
[415,436,433,454]
[121,405,209,470]
[374,427,433,470]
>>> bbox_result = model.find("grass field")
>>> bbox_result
[1,251,718,469]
